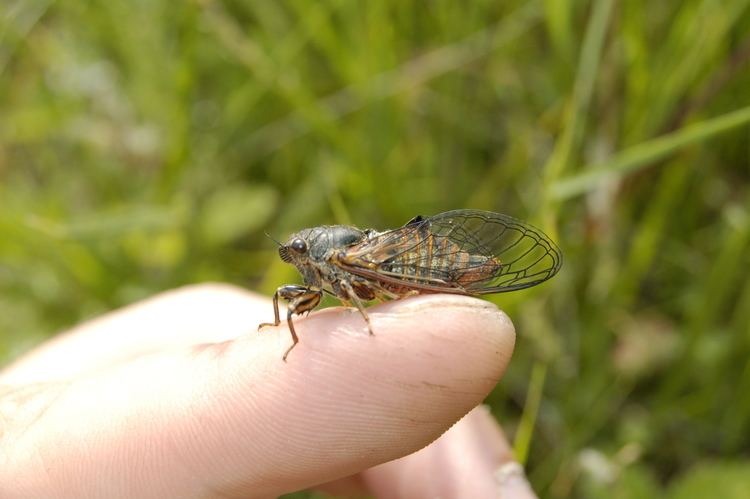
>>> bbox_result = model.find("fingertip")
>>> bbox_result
[371,293,516,365]
[252,294,517,410]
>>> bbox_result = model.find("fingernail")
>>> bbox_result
[493,461,537,497]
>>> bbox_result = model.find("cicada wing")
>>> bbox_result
[427,210,562,292]
[338,210,562,293]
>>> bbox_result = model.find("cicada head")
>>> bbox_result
[279,225,366,265]
[277,236,304,264]
[276,225,367,288]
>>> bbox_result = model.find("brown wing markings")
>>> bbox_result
[426,225,435,276]
[341,232,499,290]
[340,232,415,270]
[337,263,470,294]
[380,229,472,286]
[337,210,562,294]
[373,269,450,285]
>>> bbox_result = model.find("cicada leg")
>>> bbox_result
[340,280,374,336]
[258,285,322,361]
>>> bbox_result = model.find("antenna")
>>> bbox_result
[264,231,284,247]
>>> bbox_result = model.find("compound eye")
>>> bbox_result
[290,238,307,253]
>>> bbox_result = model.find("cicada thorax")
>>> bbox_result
[378,223,502,292]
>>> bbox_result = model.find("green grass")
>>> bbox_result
[2,1,750,497]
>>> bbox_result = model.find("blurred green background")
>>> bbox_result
[2,0,750,497]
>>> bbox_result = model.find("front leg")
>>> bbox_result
[258,285,323,361]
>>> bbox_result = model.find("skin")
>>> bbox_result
[0,283,537,498]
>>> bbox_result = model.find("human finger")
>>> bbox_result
[1,294,515,498]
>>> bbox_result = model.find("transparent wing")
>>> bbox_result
[338,210,562,293]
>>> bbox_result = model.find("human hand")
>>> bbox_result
[0,284,536,498]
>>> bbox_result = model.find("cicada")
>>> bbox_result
[260,209,562,360]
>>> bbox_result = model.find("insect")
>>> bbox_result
[259,209,562,360]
